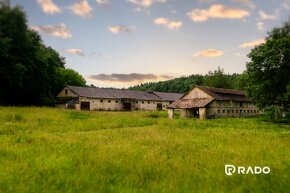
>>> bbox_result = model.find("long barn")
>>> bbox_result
[57,86,183,111]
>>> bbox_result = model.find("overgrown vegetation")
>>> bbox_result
[246,20,290,123]
[0,107,289,193]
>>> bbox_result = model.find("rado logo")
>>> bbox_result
[225,165,270,176]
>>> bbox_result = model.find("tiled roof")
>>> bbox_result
[67,86,180,101]
[152,91,183,102]
[168,98,213,109]
[196,86,249,102]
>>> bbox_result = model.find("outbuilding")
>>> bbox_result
[168,86,261,119]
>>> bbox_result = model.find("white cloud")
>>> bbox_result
[187,4,249,22]
[154,17,182,30]
[193,49,224,57]
[65,49,84,56]
[107,25,135,34]
[31,23,72,39]
[37,0,61,14]
[257,21,264,31]
[69,0,93,18]
[259,10,279,20]
[239,38,265,48]
[127,0,167,7]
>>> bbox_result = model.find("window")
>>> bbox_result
[240,102,242,107]
[244,110,246,113]
[236,110,238,113]
[218,109,220,114]
[115,100,118,103]
[142,101,144,104]
[227,110,230,113]
[222,109,225,113]
[247,110,249,113]
[100,100,103,103]
[65,89,68,95]
[250,110,253,113]
[232,110,234,113]
[240,109,242,113]
[108,100,111,103]
[254,110,256,113]
[148,101,150,104]
[136,101,138,104]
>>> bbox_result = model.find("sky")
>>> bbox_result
[10,0,290,88]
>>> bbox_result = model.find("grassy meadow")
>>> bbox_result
[0,107,289,193]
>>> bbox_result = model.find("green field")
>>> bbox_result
[0,107,289,193]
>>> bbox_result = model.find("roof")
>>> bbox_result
[195,86,249,102]
[152,91,183,102]
[168,98,213,109]
[66,86,180,101]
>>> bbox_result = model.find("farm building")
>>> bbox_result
[168,86,261,119]
[56,86,183,111]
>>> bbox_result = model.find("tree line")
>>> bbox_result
[0,6,85,106]
[129,67,248,93]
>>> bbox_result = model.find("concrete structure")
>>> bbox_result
[168,86,261,119]
[56,86,183,111]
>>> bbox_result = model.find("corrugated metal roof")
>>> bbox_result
[67,86,164,101]
[168,98,213,109]
[152,91,183,102]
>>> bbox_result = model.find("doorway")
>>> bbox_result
[80,101,90,110]
[157,103,163,110]
[123,102,132,111]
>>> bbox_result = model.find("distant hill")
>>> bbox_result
[129,69,248,93]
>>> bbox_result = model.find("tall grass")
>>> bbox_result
[0,107,289,193]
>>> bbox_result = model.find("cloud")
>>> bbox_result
[187,4,249,22]
[37,0,61,14]
[88,73,174,83]
[233,0,255,9]
[193,49,224,57]
[65,49,84,56]
[239,38,265,48]
[154,17,182,30]
[69,0,93,18]
[257,21,264,31]
[133,7,151,15]
[31,23,72,39]
[107,25,135,34]
[127,0,167,7]
[259,10,278,20]
[96,0,110,6]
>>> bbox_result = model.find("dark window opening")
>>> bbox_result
[115,100,118,103]
[218,109,220,113]
[108,100,111,103]
[100,100,103,103]
[65,89,68,95]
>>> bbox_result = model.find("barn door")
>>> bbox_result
[80,102,90,110]
[123,103,131,111]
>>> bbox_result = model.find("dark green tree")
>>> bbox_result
[0,6,85,105]
[203,67,233,89]
[246,20,290,113]
[56,68,86,91]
